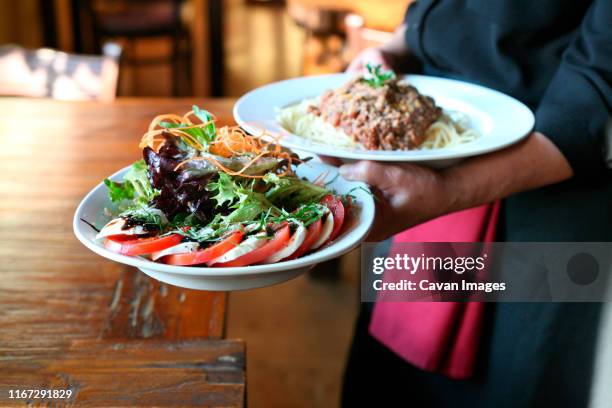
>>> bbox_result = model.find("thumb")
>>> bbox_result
[339,161,379,184]
[340,161,405,193]
[317,155,344,167]
[345,58,364,73]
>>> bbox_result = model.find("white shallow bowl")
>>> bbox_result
[234,74,535,168]
[73,161,374,291]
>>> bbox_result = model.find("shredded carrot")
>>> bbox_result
[139,107,294,179]
[209,126,263,157]
[175,149,293,179]
[147,114,185,132]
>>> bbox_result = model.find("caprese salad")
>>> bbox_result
[92,106,352,267]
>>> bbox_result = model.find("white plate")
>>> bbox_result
[234,74,535,168]
[73,161,374,291]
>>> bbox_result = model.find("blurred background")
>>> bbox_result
[0,1,407,406]
[0,0,406,97]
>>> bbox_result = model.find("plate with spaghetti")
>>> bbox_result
[234,66,534,167]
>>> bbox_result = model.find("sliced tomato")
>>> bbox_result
[216,224,291,267]
[320,195,345,242]
[161,230,244,266]
[285,218,322,260]
[104,233,183,256]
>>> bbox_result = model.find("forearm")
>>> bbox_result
[381,23,426,74]
[337,132,573,240]
[442,132,573,213]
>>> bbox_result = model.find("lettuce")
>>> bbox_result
[104,160,157,206]
[144,138,214,222]
[207,173,278,224]
[263,173,329,209]
[104,178,134,202]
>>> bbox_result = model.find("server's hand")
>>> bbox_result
[346,47,393,74]
[339,161,450,241]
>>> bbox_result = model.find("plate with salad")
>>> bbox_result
[73,106,374,290]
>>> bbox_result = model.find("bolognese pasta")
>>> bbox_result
[277,64,480,151]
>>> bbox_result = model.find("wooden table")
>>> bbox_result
[0,98,245,407]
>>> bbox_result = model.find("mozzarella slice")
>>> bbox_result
[96,217,148,239]
[151,242,200,261]
[311,210,334,249]
[262,222,307,264]
[243,223,262,233]
[207,232,267,266]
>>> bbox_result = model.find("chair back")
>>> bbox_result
[0,42,121,102]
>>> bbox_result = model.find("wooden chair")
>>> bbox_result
[0,42,121,102]
[287,1,347,74]
[82,0,191,96]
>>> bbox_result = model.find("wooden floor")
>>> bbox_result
[227,253,360,408]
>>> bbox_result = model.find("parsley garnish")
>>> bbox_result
[362,63,396,88]
[119,206,168,231]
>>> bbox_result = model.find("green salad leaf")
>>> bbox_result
[104,178,135,202]
[104,160,157,206]
[207,173,279,224]
[263,173,329,210]
[123,160,157,204]
[159,105,216,150]
[207,173,242,208]
[192,105,216,143]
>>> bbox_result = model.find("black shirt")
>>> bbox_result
[343,5,610,406]
[404,0,612,241]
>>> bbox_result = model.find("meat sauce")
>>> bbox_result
[308,77,441,150]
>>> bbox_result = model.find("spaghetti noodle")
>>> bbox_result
[277,97,480,150]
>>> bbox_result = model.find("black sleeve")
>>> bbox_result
[535,0,612,177]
